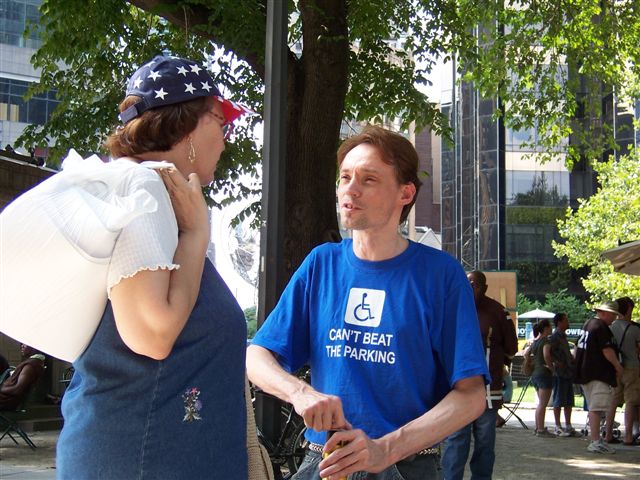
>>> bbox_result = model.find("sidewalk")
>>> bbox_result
[0,405,639,479]
[0,430,56,479]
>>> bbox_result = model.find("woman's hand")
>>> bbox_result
[160,168,209,236]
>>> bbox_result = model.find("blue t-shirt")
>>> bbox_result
[252,240,489,445]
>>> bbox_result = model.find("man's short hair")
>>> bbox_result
[615,297,635,317]
[336,125,423,224]
[467,270,487,286]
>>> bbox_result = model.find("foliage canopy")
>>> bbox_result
[15,0,640,278]
[554,149,640,306]
[22,1,640,173]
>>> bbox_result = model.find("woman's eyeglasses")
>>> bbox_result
[221,122,233,140]
[210,111,233,140]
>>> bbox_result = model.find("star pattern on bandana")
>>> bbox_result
[184,83,196,94]
[177,66,188,76]
[155,88,168,100]
[201,81,212,92]
[148,70,162,81]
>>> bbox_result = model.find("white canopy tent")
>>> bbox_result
[518,308,555,319]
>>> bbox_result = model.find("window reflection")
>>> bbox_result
[0,78,59,125]
[0,0,42,48]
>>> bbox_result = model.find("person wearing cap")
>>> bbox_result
[247,126,488,479]
[56,55,251,479]
[574,300,624,454]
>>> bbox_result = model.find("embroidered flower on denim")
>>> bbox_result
[182,387,202,422]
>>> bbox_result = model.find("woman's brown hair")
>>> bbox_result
[104,96,213,158]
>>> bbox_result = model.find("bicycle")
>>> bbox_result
[252,367,309,479]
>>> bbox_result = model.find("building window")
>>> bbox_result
[0,78,58,125]
[0,0,42,48]
[506,170,570,206]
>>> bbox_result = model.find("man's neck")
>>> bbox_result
[351,230,408,261]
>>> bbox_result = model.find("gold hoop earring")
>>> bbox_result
[188,136,196,164]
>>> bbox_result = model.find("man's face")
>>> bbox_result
[337,143,414,232]
[558,315,569,331]
[596,310,617,325]
[467,273,486,302]
[20,344,34,358]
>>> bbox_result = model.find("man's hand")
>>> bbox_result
[615,363,624,380]
[246,345,350,432]
[290,388,349,432]
[318,429,391,478]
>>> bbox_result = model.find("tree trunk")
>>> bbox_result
[283,0,348,280]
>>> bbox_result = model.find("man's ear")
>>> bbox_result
[400,183,416,205]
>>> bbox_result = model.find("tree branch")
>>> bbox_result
[129,0,267,78]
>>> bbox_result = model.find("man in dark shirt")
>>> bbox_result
[574,301,623,454]
[442,271,518,479]
[0,344,45,411]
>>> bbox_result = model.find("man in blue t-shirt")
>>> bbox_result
[247,125,489,479]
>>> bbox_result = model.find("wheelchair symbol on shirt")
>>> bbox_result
[354,292,374,321]
[344,288,385,327]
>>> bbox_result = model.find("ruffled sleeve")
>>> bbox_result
[107,165,179,295]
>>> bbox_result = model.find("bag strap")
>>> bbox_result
[245,375,274,480]
[618,323,632,359]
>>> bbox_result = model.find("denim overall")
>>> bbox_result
[57,260,247,479]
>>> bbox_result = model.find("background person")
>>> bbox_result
[441,270,518,480]
[56,55,251,479]
[529,319,554,437]
[247,125,488,479]
[548,312,576,436]
[0,344,45,410]
[604,297,640,445]
[574,301,624,454]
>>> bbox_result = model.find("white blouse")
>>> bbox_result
[107,158,179,296]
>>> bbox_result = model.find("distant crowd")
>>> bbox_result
[522,297,640,454]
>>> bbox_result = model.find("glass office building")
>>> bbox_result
[0,0,58,152]
[439,59,637,298]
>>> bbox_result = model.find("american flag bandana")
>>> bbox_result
[119,55,252,125]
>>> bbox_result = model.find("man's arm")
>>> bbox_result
[602,346,623,378]
[246,345,348,432]
[318,375,486,478]
[543,343,555,374]
[503,314,519,361]
[0,364,36,397]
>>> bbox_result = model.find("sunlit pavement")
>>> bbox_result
[1,404,639,479]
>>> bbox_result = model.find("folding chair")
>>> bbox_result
[502,378,531,429]
[0,368,38,449]
[0,405,37,449]
[501,356,531,429]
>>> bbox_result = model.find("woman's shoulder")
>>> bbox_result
[112,158,162,180]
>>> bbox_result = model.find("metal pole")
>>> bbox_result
[255,0,287,471]
[258,1,287,326]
